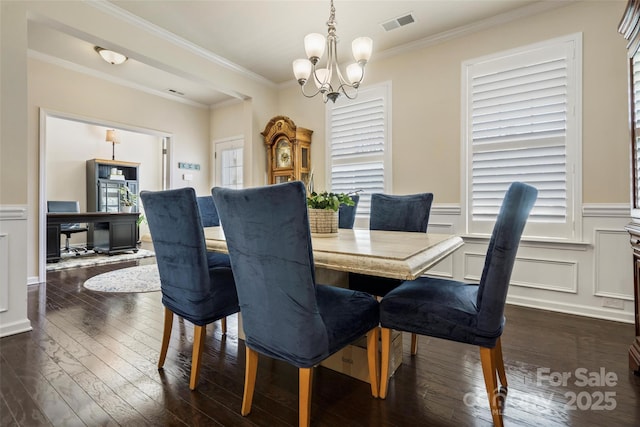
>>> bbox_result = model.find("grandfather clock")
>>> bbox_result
[262,116,312,185]
[619,0,640,375]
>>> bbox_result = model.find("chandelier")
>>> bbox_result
[292,0,372,103]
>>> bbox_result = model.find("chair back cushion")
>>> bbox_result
[369,193,433,232]
[476,182,537,336]
[213,181,331,366]
[338,194,359,229]
[47,200,82,230]
[196,195,220,227]
[141,188,237,325]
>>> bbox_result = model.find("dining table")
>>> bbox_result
[203,226,464,382]
[204,226,463,282]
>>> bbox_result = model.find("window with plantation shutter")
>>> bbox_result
[462,34,582,239]
[327,83,391,216]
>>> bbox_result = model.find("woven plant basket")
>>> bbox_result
[308,208,338,234]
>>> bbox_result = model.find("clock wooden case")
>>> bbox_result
[262,115,312,185]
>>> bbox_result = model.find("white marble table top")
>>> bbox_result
[204,227,463,281]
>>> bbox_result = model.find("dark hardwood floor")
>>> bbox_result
[1,257,639,426]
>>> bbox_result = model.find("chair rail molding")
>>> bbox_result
[0,205,28,220]
[582,203,630,218]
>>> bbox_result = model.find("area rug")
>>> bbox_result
[46,249,155,272]
[83,263,160,293]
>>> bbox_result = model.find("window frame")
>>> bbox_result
[325,81,392,217]
[461,33,583,240]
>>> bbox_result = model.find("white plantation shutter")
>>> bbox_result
[464,34,581,238]
[328,84,390,216]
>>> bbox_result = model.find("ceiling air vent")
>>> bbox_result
[167,88,185,96]
[381,12,415,32]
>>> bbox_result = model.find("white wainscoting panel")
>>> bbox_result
[0,205,32,337]
[428,203,634,323]
[463,251,578,293]
[0,233,8,312]
[593,228,634,300]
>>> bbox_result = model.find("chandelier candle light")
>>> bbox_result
[293,0,372,103]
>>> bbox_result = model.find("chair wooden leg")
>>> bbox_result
[494,337,508,389]
[410,333,418,355]
[158,307,173,369]
[242,347,259,416]
[480,346,504,427]
[221,317,227,335]
[366,327,380,398]
[189,325,206,390]
[379,327,392,399]
[299,367,313,427]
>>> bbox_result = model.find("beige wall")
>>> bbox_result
[278,0,631,204]
[29,57,212,275]
[45,117,163,203]
[277,84,328,188]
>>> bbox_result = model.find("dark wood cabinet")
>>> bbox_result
[91,216,138,254]
[86,158,140,213]
[624,222,640,374]
[619,0,640,375]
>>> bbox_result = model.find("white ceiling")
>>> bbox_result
[27,0,567,107]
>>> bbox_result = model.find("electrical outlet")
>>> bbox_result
[602,297,624,310]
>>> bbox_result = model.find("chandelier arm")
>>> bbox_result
[337,83,358,100]
[310,66,335,93]
[326,36,339,86]
[300,83,325,99]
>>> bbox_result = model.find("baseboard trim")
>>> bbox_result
[507,295,634,324]
[0,319,33,338]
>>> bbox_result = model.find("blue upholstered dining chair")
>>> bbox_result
[349,192,434,354]
[212,181,380,427]
[196,195,221,227]
[350,192,434,294]
[378,182,537,427]
[338,194,359,229]
[196,194,233,334]
[140,188,239,390]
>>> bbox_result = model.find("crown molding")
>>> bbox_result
[88,0,276,88]
[375,1,570,61]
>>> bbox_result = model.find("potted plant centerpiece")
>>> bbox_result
[307,191,354,234]
[119,185,137,213]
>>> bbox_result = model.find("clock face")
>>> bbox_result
[276,140,292,168]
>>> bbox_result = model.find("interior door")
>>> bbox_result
[214,137,244,189]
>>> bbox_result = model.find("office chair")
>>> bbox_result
[140,187,239,390]
[349,192,433,354]
[378,182,537,427]
[46,200,88,254]
[213,181,380,427]
[338,194,360,229]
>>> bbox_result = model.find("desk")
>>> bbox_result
[47,212,139,262]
